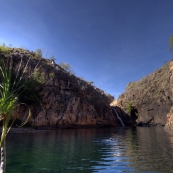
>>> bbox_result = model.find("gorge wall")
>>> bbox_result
[116,60,173,128]
[0,48,118,129]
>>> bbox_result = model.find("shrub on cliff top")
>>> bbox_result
[59,62,73,73]
[169,34,173,54]
[0,43,10,53]
[34,49,42,59]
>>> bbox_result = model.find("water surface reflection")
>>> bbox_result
[6,127,173,173]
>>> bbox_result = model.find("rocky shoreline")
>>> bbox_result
[5,124,121,134]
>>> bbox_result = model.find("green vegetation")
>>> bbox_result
[59,62,73,73]
[34,48,42,59]
[126,102,133,114]
[19,79,43,104]
[135,112,138,117]
[50,55,56,61]
[126,102,138,118]
[32,68,45,83]
[0,54,42,173]
[79,76,84,80]
[169,34,173,54]
[0,43,11,53]
[87,81,94,85]
[49,72,55,78]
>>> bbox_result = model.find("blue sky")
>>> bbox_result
[1,0,173,99]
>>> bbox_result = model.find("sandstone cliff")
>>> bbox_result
[117,60,173,127]
[0,48,118,128]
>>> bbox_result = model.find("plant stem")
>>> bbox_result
[0,139,6,173]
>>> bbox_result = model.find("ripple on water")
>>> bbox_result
[6,127,173,173]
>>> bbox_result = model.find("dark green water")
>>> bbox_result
[6,127,173,173]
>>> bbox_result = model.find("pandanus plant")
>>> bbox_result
[0,55,40,173]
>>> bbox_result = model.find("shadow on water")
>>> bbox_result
[117,127,173,173]
[6,128,116,173]
[5,127,173,173]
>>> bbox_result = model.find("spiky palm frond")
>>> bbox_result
[0,56,35,146]
[0,57,17,146]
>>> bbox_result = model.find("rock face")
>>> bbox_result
[117,60,173,127]
[164,107,173,130]
[0,48,117,128]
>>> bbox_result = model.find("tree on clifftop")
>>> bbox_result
[168,34,173,54]
[59,62,73,73]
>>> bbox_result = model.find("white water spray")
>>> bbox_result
[113,107,125,127]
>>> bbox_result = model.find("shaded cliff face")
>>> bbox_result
[0,48,117,128]
[117,60,173,127]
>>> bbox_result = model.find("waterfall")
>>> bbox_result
[112,107,125,127]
